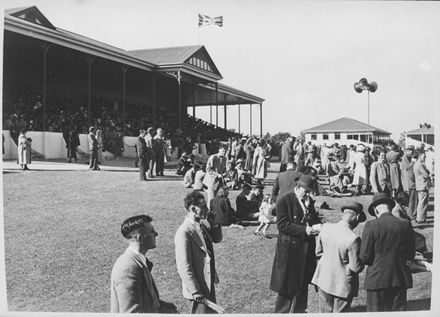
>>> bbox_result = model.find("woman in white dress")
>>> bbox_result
[351,144,368,194]
[252,139,268,182]
[17,130,32,170]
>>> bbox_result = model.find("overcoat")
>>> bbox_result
[360,213,414,290]
[386,150,402,191]
[400,155,412,192]
[252,146,267,179]
[280,140,294,165]
[270,191,320,297]
[271,169,303,200]
[369,161,391,193]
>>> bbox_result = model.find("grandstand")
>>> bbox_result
[2,6,264,159]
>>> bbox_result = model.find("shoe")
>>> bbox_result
[96,167,101,170]
[253,231,260,236]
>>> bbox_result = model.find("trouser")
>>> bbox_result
[155,155,164,175]
[139,156,148,181]
[89,150,98,169]
[416,190,429,222]
[274,284,309,313]
[408,189,418,220]
[367,287,407,312]
[318,288,352,313]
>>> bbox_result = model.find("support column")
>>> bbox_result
[122,65,129,134]
[86,55,96,128]
[249,104,252,136]
[238,104,241,134]
[260,103,263,138]
[224,104,227,130]
[192,84,196,117]
[210,94,212,124]
[178,71,182,130]
[41,42,50,133]
[215,83,219,127]
[152,72,157,125]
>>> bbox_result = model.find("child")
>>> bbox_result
[254,194,276,237]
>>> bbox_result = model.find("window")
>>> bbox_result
[347,134,353,140]
[323,134,329,140]
[353,135,359,140]
[334,133,340,140]
[360,134,367,142]
[311,134,317,140]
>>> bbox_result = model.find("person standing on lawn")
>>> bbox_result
[136,130,148,182]
[88,126,99,170]
[360,193,415,312]
[270,175,321,313]
[110,215,177,313]
[203,144,228,206]
[175,191,223,314]
[311,202,366,312]
[413,151,431,224]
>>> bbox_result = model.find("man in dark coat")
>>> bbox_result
[280,137,295,172]
[270,175,321,313]
[360,193,415,311]
[272,161,302,202]
[137,130,148,182]
[235,183,259,221]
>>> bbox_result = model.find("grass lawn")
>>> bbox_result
[2,159,434,313]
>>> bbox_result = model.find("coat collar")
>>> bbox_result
[183,217,208,255]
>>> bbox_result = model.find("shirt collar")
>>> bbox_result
[129,246,147,267]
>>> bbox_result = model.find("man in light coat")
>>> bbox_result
[360,193,415,311]
[144,127,156,178]
[88,126,99,170]
[413,151,431,223]
[175,191,223,314]
[312,202,366,312]
[203,144,227,206]
[110,215,177,313]
[280,136,295,172]
[369,150,391,195]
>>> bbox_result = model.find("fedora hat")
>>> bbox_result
[296,175,316,193]
[341,202,366,222]
[236,158,244,164]
[368,193,396,216]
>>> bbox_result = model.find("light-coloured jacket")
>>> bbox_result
[369,161,391,193]
[110,248,160,313]
[203,154,227,188]
[175,216,222,299]
[312,222,364,299]
[414,160,430,191]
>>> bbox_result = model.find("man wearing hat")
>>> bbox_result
[311,202,366,312]
[203,144,228,206]
[270,175,321,313]
[401,146,418,219]
[360,193,415,311]
[280,136,295,172]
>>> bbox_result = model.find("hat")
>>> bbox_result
[368,193,396,216]
[405,145,415,150]
[236,158,244,164]
[147,127,154,133]
[242,183,252,190]
[296,175,316,193]
[356,144,365,152]
[341,202,366,222]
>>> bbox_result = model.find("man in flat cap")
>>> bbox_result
[312,202,366,312]
[360,193,415,311]
[270,175,321,313]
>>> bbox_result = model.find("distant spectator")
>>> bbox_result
[414,151,431,223]
[176,152,192,176]
[193,163,207,191]
[183,162,201,188]
[66,129,80,163]
[153,128,166,176]
[17,130,32,170]
[212,186,238,226]
[88,126,99,171]
[96,129,104,165]
[235,183,259,221]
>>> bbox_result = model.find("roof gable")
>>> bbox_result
[406,126,434,135]
[6,6,56,30]
[302,117,391,134]
[127,45,221,77]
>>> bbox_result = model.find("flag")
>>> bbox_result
[198,14,223,27]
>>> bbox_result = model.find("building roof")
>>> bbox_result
[127,46,202,65]
[406,126,434,135]
[302,117,391,135]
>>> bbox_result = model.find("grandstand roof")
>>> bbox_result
[128,46,202,65]
[302,117,391,134]
[406,126,434,135]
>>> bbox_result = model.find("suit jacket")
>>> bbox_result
[312,222,363,299]
[136,136,147,158]
[414,160,430,191]
[369,161,391,193]
[88,132,98,152]
[401,155,412,192]
[110,248,160,313]
[183,168,195,188]
[270,191,321,297]
[272,169,302,200]
[175,216,223,300]
[360,213,415,290]
[280,140,294,164]
[211,196,236,226]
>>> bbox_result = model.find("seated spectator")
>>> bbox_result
[211,186,239,226]
[193,163,207,191]
[235,183,259,221]
[392,192,411,220]
[183,162,201,188]
[225,159,239,190]
[251,184,265,206]
[236,159,252,188]
[254,194,276,237]
[176,152,192,176]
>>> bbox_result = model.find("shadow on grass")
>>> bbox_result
[349,298,431,312]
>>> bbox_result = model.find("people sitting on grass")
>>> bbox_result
[224,159,239,190]
[211,186,243,228]
[235,183,260,221]
[254,194,276,237]
[176,152,192,176]
[183,161,201,188]
[193,163,207,191]
[236,159,252,188]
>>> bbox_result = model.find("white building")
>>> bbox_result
[405,125,434,149]
[301,117,391,146]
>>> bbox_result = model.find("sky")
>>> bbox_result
[1,0,439,141]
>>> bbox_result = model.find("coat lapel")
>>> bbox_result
[185,218,208,255]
